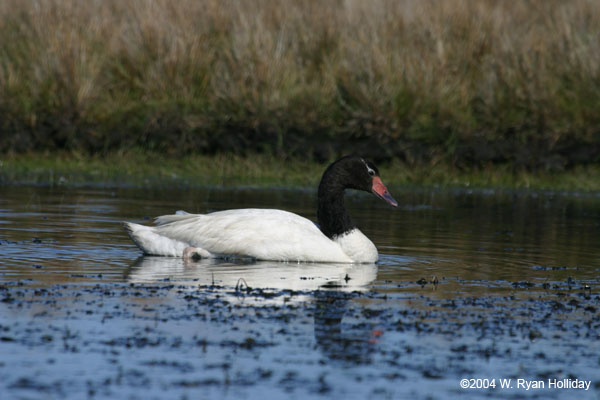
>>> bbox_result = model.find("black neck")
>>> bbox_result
[317,177,355,239]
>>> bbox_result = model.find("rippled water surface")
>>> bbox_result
[1,184,599,399]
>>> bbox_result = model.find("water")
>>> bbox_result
[1,184,599,399]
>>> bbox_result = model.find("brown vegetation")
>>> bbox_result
[0,0,599,169]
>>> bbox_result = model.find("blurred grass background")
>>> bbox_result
[0,0,599,173]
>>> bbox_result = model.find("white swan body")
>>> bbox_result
[124,155,398,264]
[125,208,378,263]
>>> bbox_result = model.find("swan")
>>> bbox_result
[124,155,398,263]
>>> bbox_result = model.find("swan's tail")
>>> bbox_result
[123,222,188,256]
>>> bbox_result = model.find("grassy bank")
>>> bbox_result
[0,0,599,169]
[2,152,599,192]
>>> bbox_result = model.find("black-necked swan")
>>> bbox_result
[124,155,398,263]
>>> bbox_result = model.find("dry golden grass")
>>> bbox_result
[0,0,599,168]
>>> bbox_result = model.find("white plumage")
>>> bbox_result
[124,209,378,263]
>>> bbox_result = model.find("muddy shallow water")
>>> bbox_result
[1,184,599,399]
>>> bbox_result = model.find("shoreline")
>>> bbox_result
[1,152,599,193]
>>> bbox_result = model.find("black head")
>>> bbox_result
[319,155,398,207]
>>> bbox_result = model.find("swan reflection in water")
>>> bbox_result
[126,257,382,363]
[126,256,378,292]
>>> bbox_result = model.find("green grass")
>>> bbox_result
[2,152,599,192]
[0,151,323,187]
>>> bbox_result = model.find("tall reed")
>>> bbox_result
[0,0,599,168]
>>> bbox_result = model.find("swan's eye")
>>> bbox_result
[363,158,377,177]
